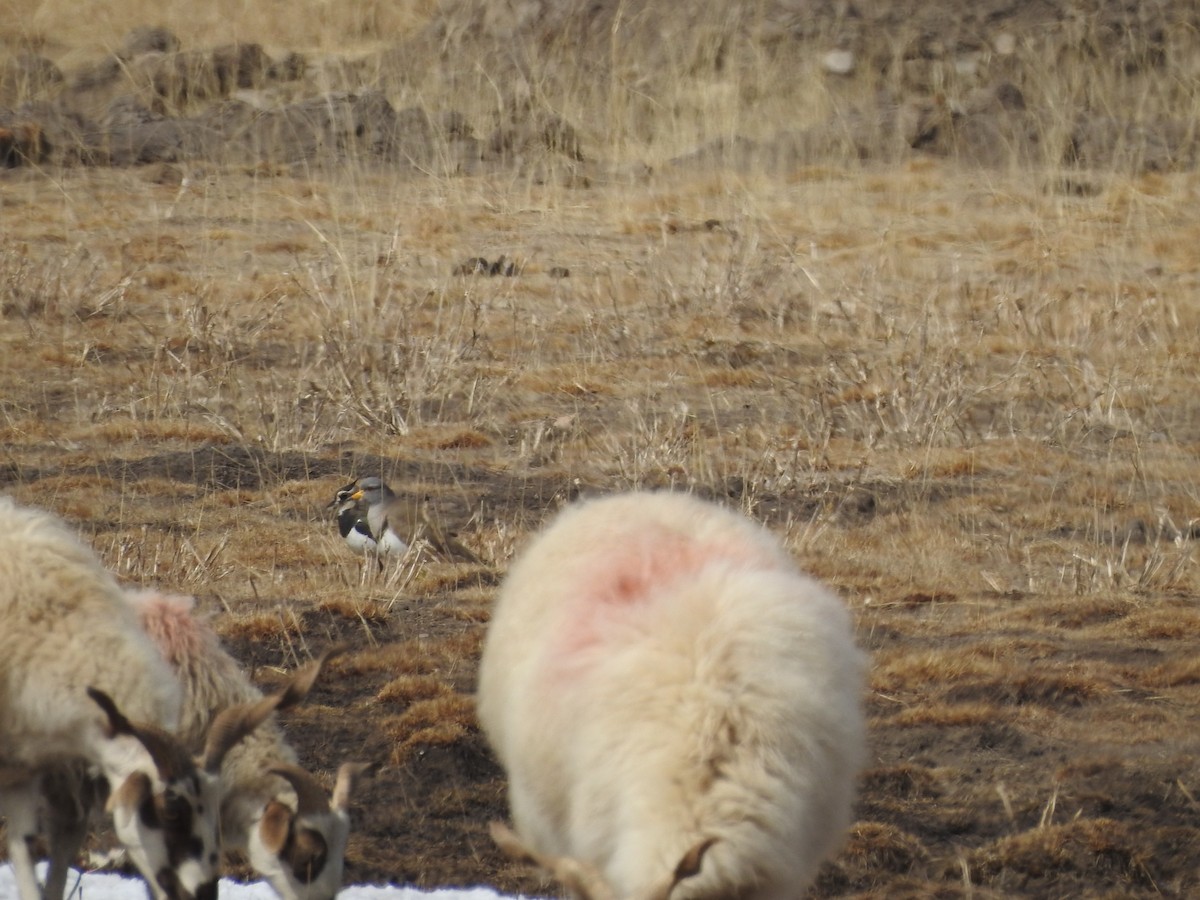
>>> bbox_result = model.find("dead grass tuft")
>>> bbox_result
[318,596,391,625]
[880,702,1007,729]
[860,764,943,800]
[217,611,301,643]
[964,819,1155,888]
[838,821,931,878]
[385,693,477,765]
[377,674,452,706]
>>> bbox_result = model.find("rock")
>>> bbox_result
[119,26,181,58]
[129,43,269,108]
[822,49,855,76]
[453,256,519,276]
[486,111,584,162]
[269,52,308,82]
[0,54,63,103]
[211,43,270,91]
[454,257,491,276]
[1,101,101,165]
[101,96,221,165]
[1069,115,1197,173]
[0,120,44,166]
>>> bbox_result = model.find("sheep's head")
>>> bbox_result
[249,762,371,900]
[488,821,715,900]
[88,687,224,900]
[89,680,291,900]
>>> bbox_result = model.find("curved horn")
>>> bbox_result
[201,645,346,774]
[202,692,282,773]
[331,761,374,812]
[268,763,331,817]
[87,687,135,737]
[276,644,348,713]
[89,687,192,780]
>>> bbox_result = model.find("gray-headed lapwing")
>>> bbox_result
[331,476,481,563]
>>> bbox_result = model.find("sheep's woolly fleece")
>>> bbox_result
[0,864,534,900]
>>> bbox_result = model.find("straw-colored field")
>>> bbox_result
[3,1,1199,897]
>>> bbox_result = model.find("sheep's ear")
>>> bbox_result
[259,797,330,884]
[331,761,375,812]
[267,763,331,816]
[286,827,329,884]
[258,799,293,855]
[488,822,616,900]
[204,645,348,773]
[107,770,153,827]
[646,837,717,900]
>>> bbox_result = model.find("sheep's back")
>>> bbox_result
[124,589,262,752]
[0,499,181,765]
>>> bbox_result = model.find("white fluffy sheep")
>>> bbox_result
[0,496,272,900]
[476,491,868,900]
[125,589,367,900]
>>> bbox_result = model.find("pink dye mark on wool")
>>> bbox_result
[124,589,212,668]
[549,524,785,672]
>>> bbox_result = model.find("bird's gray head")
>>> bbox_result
[331,477,392,509]
[345,477,393,508]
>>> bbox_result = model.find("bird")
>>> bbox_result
[330,476,482,564]
[333,493,381,553]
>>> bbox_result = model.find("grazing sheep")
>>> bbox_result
[477,491,868,900]
[125,589,368,900]
[0,496,272,900]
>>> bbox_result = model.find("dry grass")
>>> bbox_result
[3,0,1200,896]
